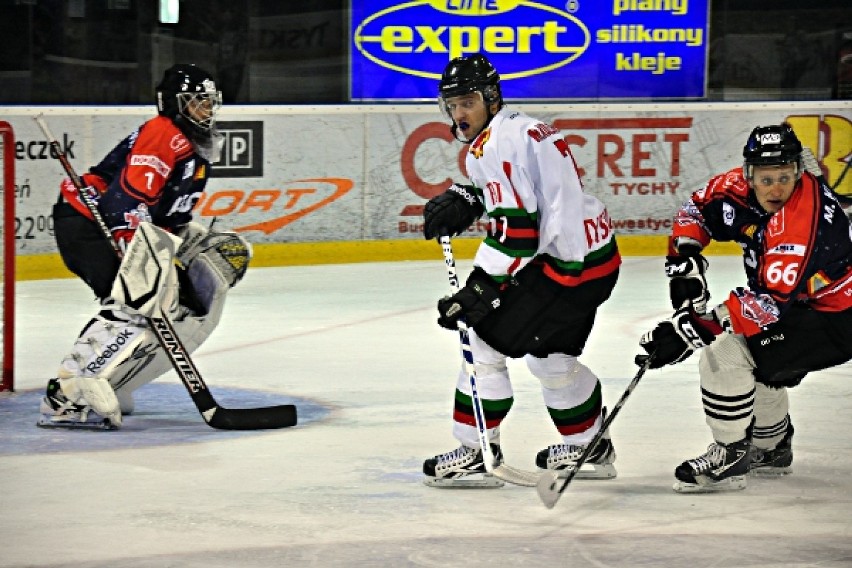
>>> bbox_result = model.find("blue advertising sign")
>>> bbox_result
[350,0,709,100]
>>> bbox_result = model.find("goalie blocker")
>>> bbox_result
[42,216,251,428]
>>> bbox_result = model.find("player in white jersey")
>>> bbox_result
[421,54,622,487]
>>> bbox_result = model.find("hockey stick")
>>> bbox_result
[438,236,539,487]
[537,353,655,508]
[34,114,297,430]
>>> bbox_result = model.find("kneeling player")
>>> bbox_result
[38,64,252,429]
[39,222,250,429]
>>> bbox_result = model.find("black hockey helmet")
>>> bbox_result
[439,54,502,105]
[156,64,221,139]
[742,123,803,180]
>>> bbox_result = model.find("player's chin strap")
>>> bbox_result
[537,353,656,508]
[34,113,296,431]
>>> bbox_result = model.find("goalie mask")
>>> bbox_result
[742,123,803,181]
[156,64,222,141]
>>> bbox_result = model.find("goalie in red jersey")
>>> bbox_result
[639,123,852,493]
[39,64,252,430]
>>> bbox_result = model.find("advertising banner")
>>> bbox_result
[350,0,710,100]
[2,103,850,256]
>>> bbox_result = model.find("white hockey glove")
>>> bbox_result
[665,244,709,314]
[639,306,722,369]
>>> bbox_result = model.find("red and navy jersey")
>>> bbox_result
[64,115,210,238]
[671,167,852,336]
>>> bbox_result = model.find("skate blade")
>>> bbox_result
[575,463,617,480]
[672,475,747,493]
[423,473,505,489]
[545,462,617,480]
[749,466,792,476]
[37,416,117,431]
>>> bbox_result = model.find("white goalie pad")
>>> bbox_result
[55,375,122,428]
[110,222,181,318]
[59,222,241,413]
[60,248,233,412]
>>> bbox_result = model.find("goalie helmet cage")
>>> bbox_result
[0,121,14,392]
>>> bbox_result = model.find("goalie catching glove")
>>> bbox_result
[665,244,710,314]
[437,267,502,330]
[639,305,723,368]
[423,183,485,240]
[176,222,251,288]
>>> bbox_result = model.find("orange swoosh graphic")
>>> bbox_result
[234,178,354,235]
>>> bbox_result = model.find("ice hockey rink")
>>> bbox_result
[2,255,850,567]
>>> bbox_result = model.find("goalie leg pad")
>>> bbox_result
[51,375,122,428]
[106,258,231,410]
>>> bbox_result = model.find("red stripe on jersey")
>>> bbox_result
[504,227,539,238]
[542,251,621,286]
[502,161,526,209]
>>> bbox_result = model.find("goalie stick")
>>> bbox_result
[537,353,655,508]
[438,236,539,487]
[34,114,297,430]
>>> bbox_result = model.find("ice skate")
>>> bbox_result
[673,439,750,493]
[535,435,617,480]
[751,423,793,476]
[423,444,505,488]
[37,379,118,430]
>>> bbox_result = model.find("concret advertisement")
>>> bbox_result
[2,103,849,255]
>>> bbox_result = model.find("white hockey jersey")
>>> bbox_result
[465,107,620,286]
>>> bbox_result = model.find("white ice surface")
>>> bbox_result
[1,257,850,567]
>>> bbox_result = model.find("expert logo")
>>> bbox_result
[353,0,590,80]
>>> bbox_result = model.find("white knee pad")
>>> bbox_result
[527,353,602,445]
[698,333,757,444]
[452,330,513,447]
[525,353,588,390]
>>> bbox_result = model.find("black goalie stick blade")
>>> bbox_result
[205,404,298,430]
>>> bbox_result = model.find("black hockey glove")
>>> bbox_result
[639,306,722,369]
[665,246,709,314]
[423,183,485,240]
[437,267,501,330]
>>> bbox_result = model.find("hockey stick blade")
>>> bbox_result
[493,464,540,487]
[536,353,655,508]
[206,404,298,430]
[150,313,298,430]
